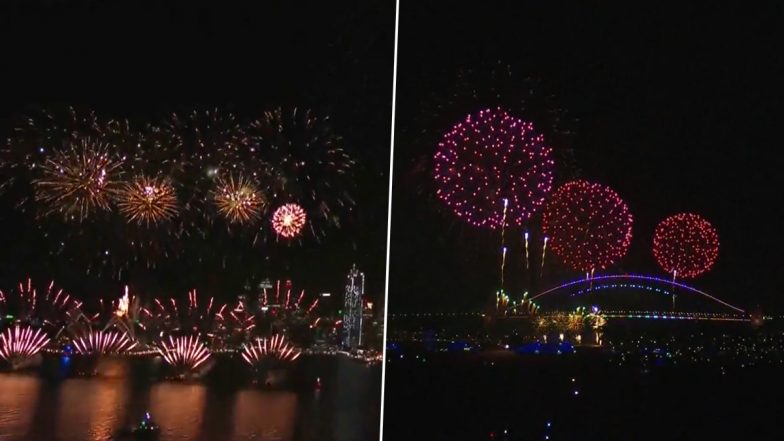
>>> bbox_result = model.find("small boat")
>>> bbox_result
[116,412,160,440]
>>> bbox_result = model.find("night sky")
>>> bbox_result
[0,1,394,304]
[389,2,784,313]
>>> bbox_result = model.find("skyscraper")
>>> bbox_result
[342,264,365,349]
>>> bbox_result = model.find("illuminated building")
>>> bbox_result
[342,265,365,349]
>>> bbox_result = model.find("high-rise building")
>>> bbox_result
[342,264,365,349]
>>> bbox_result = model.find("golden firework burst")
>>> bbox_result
[117,176,178,226]
[33,138,124,221]
[213,174,265,224]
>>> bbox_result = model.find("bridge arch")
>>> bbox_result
[530,274,745,314]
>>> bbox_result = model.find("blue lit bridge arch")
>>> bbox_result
[528,274,747,320]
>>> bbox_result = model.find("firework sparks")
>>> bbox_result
[72,329,137,355]
[653,213,719,279]
[543,180,633,273]
[33,138,124,221]
[271,203,306,238]
[117,175,178,226]
[241,334,301,365]
[0,325,50,363]
[433,107,555,229]
[151,290,224,335]
[214,174,265,224]
[157,334,211,370]
[0,278,82,333]
[247,107,354,238]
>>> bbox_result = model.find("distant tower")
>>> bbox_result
[343,265,365,349]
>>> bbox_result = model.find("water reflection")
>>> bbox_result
[0,374,40,439]
[0,356,380,441]
[233,390,297,440]
[149,382,206,441]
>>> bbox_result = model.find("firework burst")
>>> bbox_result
[271,203,307,238]
[433,107,555,228]
[0,325,50,364]
[247,107,354,239]
[71,329,137,355]
[32,137,124,221]
[241,334,301,365]
[116,175,179,226]
[653,213,720,279]
[213,174,266,225]
[156,334,212,371]
[543,180,633,273]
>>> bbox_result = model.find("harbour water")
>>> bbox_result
[0,355,381,441]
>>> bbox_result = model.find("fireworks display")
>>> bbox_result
[213,174,265,224]
[0,106,357,282]
[241,334,302,365]
[148,290,225,336]
[116,175,179,226]
[433,107,555,229]
[33,138,125,221]
[653,213,720,279]
[0,325,50,363]
[156,334,212,371]
[247,107,354,238]
[0,278,81,332]
[72,329,137,355]
[271,203,307,238]
[543,180,633,273]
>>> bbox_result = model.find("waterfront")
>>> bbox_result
[0,355,380,441]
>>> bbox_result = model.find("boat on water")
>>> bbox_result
[115,412,160,440]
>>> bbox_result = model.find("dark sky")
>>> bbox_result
[389,2,784,313]
[0,1,394,303]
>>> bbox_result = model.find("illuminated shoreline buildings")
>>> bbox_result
[342,265,365,350]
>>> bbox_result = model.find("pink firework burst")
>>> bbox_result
[156,335,211,371]
[72,329,137,355]
[271,203,307,238]
[0,325,50,362]
[433,107,555,228]
[241,334,301,365]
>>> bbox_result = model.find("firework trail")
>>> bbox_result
[0,325,50,363]
[71,329,137,355]
[0,278,82,334]
[241,334,302,365]
[156,334,212,371]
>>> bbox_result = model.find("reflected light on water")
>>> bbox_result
[0,374,41,437]
[0,356,379,441]
[149,382,206,440]
[233,390,298,441]
[57,376,127,440]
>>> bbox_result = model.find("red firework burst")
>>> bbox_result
[241,334,301,365]
[433,107,555,228]
[72,329,137,355]
[0,325,50,362]
[271,203,306,238]
[156,334,211,371]
[543,180,634,272]
[653,213,719,279]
